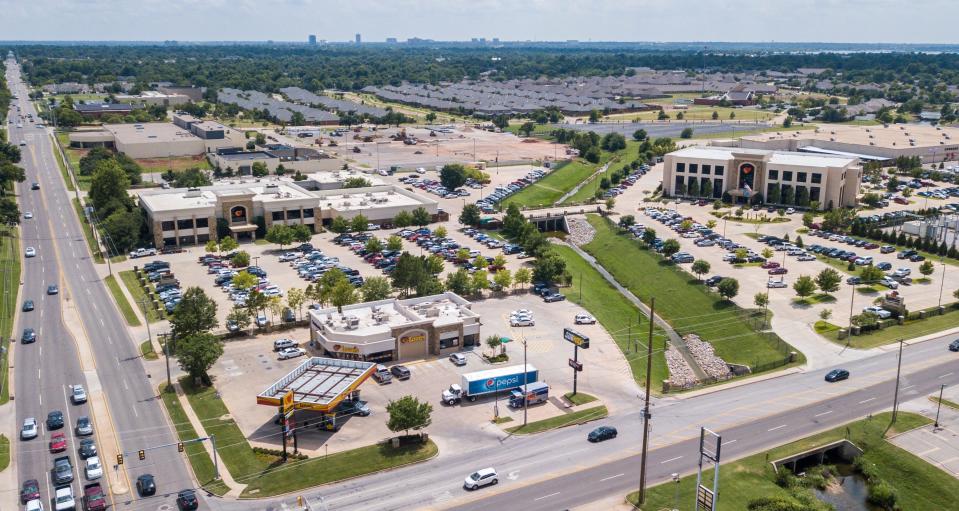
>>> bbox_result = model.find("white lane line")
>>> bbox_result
[724,439,737,445]
[858,397,876,404]
[768,424,787,432]
[600,473,625,482]
[534,492,560,501]
[123,379,129,391]
[38,368,41,380]
[940,372,954,379]
[902,385,916,390]
[815,410,833,417]
[661,456,683,464]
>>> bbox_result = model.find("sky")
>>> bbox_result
[1,0,957,44]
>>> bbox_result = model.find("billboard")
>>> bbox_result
[564,328,590,349]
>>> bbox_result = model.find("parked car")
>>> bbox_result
[705,275,724,287]
[20,479,40,504]
[21,417,38,440]
[54,486,74,511]
[863,306,892,319]
[390,365,411,380]
[463,467,498,490]
[78,439,97,459]
[49,432,67,453]
[574,313,596,325]
[277,347,306,360]
[767,280,787,289]
[372,364,393,384]
[587,426,618,442]
[768,267,788,275]
[272,339,297,352]
[543,292,566,302]
[825,369,850,382]
[85,456,103,480]
[449,353,467,366]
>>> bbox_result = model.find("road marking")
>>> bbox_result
[902,385,916,390]
[858,397,876,404]
[939,372,954,379]
[534,492,560,501]
[768,424,787,432]
[814,410,833,417]
[724,439,737,445]
[661,456,683,464]
[600,473,625,482]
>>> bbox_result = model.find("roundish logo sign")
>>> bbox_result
[485,378,495,388]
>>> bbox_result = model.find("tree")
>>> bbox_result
[514,267,532,290]
[411,207,431,227]
[393,210,413,228]
[101,209,144,254]
[245,289,269,320]
[434,225,448,239]
[386,395,432,436]
[425,112,437,123]
[661,239,681,259]
[691,260,711,281]
[632,129,647,141]
[459,203,481,226]
[171,287,219,339]
[440,164,467,191]
[204,239,219,253]
[231,250,250,267]
[761,247,774,260]
[493,269,512,291]
[344,176,372,188]
[815,268,841,294]
[735,247,749,262]
[860,265,885,283]
[618,215,636,229]
[445,268,472,295]
[819,309,832,321]
[226,305,251,331]
[231,270,258,291]
[89,160,131,214]
[793,275,817,299]
[754,292,770,328]
[519,122,536,137]
[717,278,739,300]
[365,236,384,254]
[472,254,488,270]
[330,216,350,234]
[0,161,26,197]
[176,332,224,385]
[351,214,370,232]
[265,224,294,249]
[387,235,403,252]
[218,235,238,253]
[532,251,569,284]
[711,111,719,120]
[471,270,489,294]
[286,288,306,320]
[290,224,312,243]
[680,127,694,139]
[361,276,393,302]
[919,260,935,278]
[642,228,657,247]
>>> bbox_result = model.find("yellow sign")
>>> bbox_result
[400,334,425,344]
[333,344,360,354]
[282,390,295,414]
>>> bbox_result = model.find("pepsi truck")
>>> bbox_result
[442,365,539,405]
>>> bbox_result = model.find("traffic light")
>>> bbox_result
[116,454,123,465]
[138,449,146,461]
[177,442,184,453]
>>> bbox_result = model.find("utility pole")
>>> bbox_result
[638,298,655,504]
[935,384,946,429]
[523,337,529,426]
[892,339,904,424]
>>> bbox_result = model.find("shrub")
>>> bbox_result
[867,480,897,509]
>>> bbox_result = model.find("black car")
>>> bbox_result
[47,284,59,295]
[47,410,64,429]
[177,489,199,510]
[705,275,724,287]
[588,426,618,442]
[78,438,97,459]
[31,182,40,190]
[949,339,959,352]
[137,474,157,496]
[22,300,34,312]
[22,327,37,344]
[825,369,850,382]
[543,292,566,303]
[390,365,411,380]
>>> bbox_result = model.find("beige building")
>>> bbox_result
[67,121,243,159]
[663,147,861,210]
[116,91,191,107]
[309,293,481,363]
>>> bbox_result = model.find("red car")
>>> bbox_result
[768,267,789,275]
[761,261,780,269]
[49,432,67,453]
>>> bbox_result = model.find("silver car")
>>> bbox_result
[21,417,38,439]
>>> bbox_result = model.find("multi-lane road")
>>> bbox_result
[6,60,197,511]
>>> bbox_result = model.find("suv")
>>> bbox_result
[463,467,498,490]
[390,365,411,380]
[449,353,467,366]
[71,384,88,404]
[52,456,73,484]
[273,339,297,352]
[372,364,392,384]
[54,485,75,511]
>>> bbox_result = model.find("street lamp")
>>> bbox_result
[671,473,681,511]
[935,384,947,429]
[938,258,946,308]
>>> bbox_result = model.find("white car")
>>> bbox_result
[54,486,74,511]
[24,211,33,219]
[464,467,498,490]
[277,347,306,360]
[279,252,298,262]
[574,313,596,324]
[25,499,43,511]
[785,208,796,214]
[863,306,892,319]
[85,456,103,480]
[25,247,36,257]
[71,384,87,404]
[449,353,467,366]
[510,316,535,327]
[767,279,788,288]
[510,309,532,317]
[21,417,38,439]
[797,254,816,261]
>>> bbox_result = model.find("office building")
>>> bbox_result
[355,33,361,44]
[308,34,317,45]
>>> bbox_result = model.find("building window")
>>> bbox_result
[162,237,177,246]
[811,187,821,202]
[161,221,175,231]
[676,162,686,173]
[439,337,459,349]
[702,164,711,174]
[767,183,778,199]
[714,165,724,176]
[271,211,285,221]
[195,218,209,228]
[674,176,684,192]
[768,169,779,180]
[177,219,194,230]
[689,163,699,174]
[811,173,822,184]
[197,234,210,243]
[782,171,793,182]
[287,209,301,220]
[797,172,808,183]
[712,179,724,199]
[303,208,315,218]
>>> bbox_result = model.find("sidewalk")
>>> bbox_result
[172,381,245,497]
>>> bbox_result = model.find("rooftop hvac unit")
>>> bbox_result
[285,192,292,198]
[360,201,368,206]
[387,190,395,195]
[265,183,279,189]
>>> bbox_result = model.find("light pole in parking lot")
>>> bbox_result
[937,257,946,308]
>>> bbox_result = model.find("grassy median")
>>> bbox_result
[628,412,951,511]
[104,274,141,326]
[0,226,21,405]
[582,215,800,372]
[158,384,230,496]
[506,405,608,435]
[552,244,668,389]
[120,270,163,322]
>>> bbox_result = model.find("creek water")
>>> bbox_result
[812,465,879,511]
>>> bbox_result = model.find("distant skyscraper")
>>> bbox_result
[355,33,361,44]
[385,37,398,44]
[308,35,317,45]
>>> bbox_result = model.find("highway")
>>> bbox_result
[6,60,197,511]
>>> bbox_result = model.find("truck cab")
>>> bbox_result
[83,483,106,511]
[443,384,465,405]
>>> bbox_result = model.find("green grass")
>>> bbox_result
[561,141,643,205]
[104,274,141,326]
[930,396,959,411]
[552,244,669,390]
[71,198,103,263]
[629,412,948,511]
[56,132,91,190]
[792,293,837,305]
[563,392,598,406]
[50,134,75,192]
[582,215,801,372]
[140,340,158,360]
[814,320,840,335]
[604,106,775,122]
[158,384,230,496]
[136,154,212,172]
[0,226,21,405]
[492,416,514,424]
[822,305,959,349]
[0,435,8,472]
[506,405,608,435]
[120,270,163,323]
[504,159,599,208]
